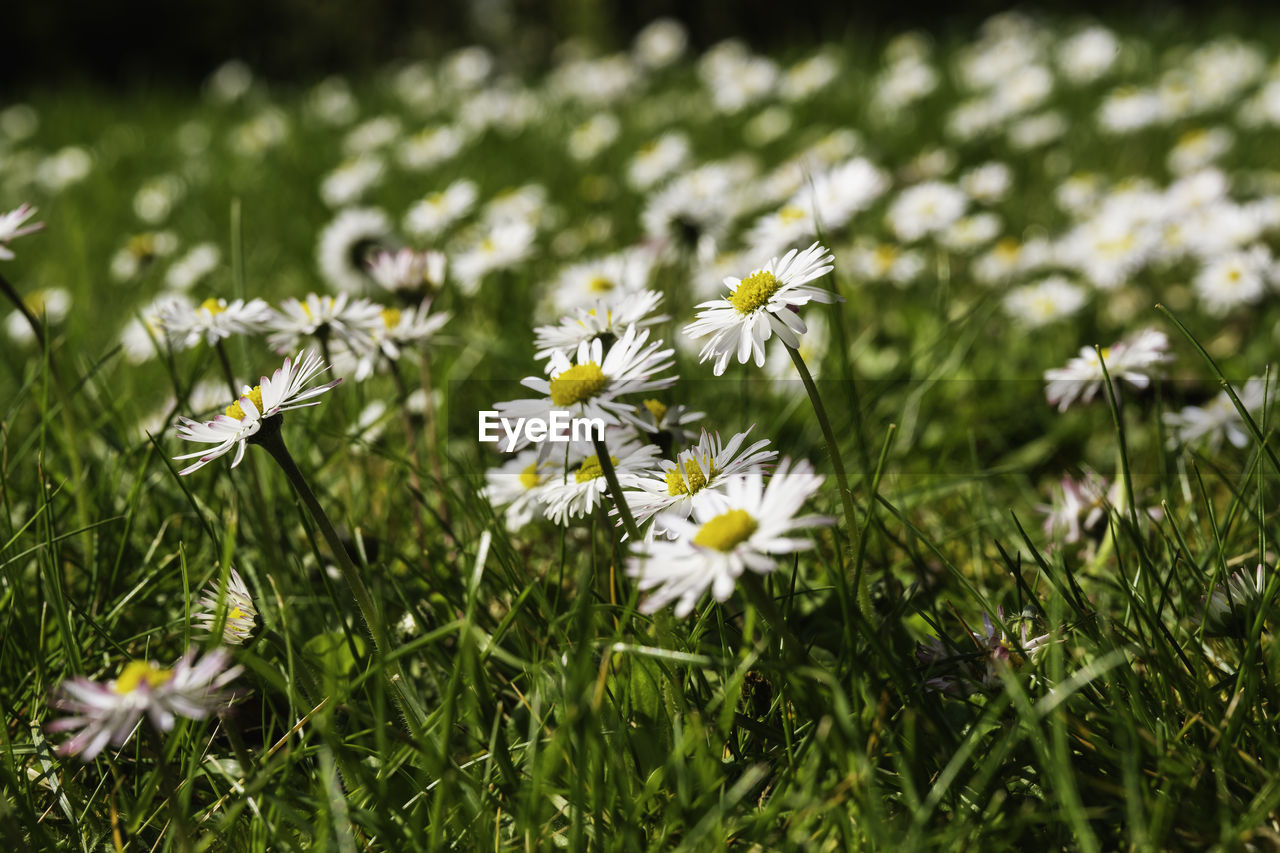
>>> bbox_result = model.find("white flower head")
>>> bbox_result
[266,293,383,355]
[627,458,833,617]
[156,296,273,351]
[367,247,447,296]
[540,442,662,526]
[173,350,341,475]
[1163,376,1267,450]
[194,569,258,645]
[317,208,394,294]
[684,242,838,376]
[1044,329,1171,412]
[483,450,559,532]
[0,204,44,260]
[534,290,667,359]
[48,649,241,761]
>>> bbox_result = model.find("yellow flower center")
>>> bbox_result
[588,276,615,293]
[575,454,618,483]
[381,307,402,328]
[549,363,608,406]
[693,509,758,552]
[228,606,245,621]
[113,660,173,694]
[778,206,807,224]
[727,269,783,314]
[128,234,156,259]
[665,457,710,496]
[225,385,264,420]
[200,298,226,315]
[642,399,668,422]
[519,462,543,490]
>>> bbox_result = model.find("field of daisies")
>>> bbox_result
[7,10,1280,849]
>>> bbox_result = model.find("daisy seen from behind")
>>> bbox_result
[194,568,259,645]
[685,242,838,376]
[173,349,342,474]
[627,458,832,617]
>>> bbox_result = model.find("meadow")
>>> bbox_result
[5,11,1280,850]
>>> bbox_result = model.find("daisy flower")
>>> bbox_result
[493,326,676,452]
[1163,376,1267,450]
[482,450,558,531]
[917,608,1052,697]
[173,350,342,475]
[533,290,667,359]
[194,568,259,645]
[627,458,832,617]
[1044,328,1171,412]
[47,649,241,761]
[1200,564,1267,637]
[338,300,450,381]
[155,296,273,350]
[684,242,838,376]
[367,248,447,298]
[266,292,383,355]
[316,207,394,293]
[632,399,704,448]
[540,442,661,526]
[621,427,777,538]
[0,203,44,260]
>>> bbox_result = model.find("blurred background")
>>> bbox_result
[2,0,1254,91]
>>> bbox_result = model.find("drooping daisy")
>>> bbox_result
[0,203,44,260]
[481,450,560,531]
[627,458,832,617]
[266,292,383,355]
[621,427,777,537]
[684,242,838,376]
[316,207,394,294]
[1163,376,1267,450]
[367,248,447,299]
[1044,328,1171,412]
[540,442,661,526]
[155,296,273,351]
[533,290,667,359]
[194,568,258,645]
[173,350,342,475]
[493,326,676,452]
[47,649,241,761]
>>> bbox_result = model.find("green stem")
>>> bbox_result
[739,573,812,670]
[786,344,870,620]
[253,423,426,735]
[0,270,48,356]
[592,434,641,543]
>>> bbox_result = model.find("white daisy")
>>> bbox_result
[1002,276,1088,328]
[684,242,838,376]
[266,293,383,355]
[47,649,241,761]
[338,300,450,381]
[194,568,258,645]
[493,326,676,452]
[533,290,667,359]
[316,207,394,294]
[155,296,272,350]
[540,442,661,526]
[1044,328,1171,412]
[627,458,833,617]
[367,248,447,297]
[631,399,704,447]
[320,156,385,208]
[403,179,478,238]
[550,248,656,314]
[450,220,536,295]
[173,350,342,475]
[886,181,968,242]
[1163,376,1267,450]
[1192,246,1275,315]
[621,427,777,537]
[482,450,559,532]
[0,203,44,260]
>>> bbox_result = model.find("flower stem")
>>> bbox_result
[786,344,871,621]
[253,423,426,735]
[591,434,641,543]
[0,269,48,356]
[739,573,812,669]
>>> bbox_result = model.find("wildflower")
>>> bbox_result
[632,398,704,448]
[482,450,557,531]
[266,293,382,355]
[320,157,385,208]
[534,290,667,359]
[1192,246,1275,315]
[886,182,968,242]
[4,287,70,347]
[316,207,394,294]
[1002,276,1088,328]
[0,204,44,260]
[918,608,1052,697]
[627,459,832,617]
[403,179,477,238]
[109,231,179,282]
[1163,377,1267,450]
[450,220,536,294]
[622,428,777,538]
[1200,565,1267,637]
[194,569,258,645]
[685,242,838,376]
[367,248,447,298]
[1044,328,1170,412]
[173,350,341,475]
[339,299,450,381]
[626,132,691,191]
[47,649,241,761]
[540,442,661,526]
[155,296,272,350]
[494,326,676,451]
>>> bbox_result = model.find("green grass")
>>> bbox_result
[5,13,1280,851]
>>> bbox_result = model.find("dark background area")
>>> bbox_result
[0,0,1262,92]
